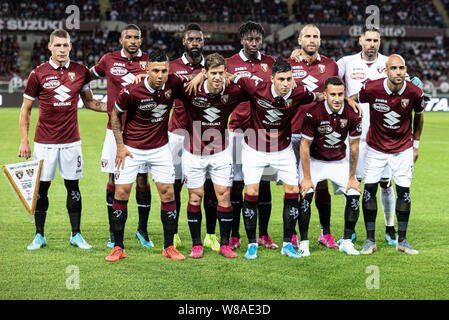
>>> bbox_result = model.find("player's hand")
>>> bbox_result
[345,176,361,194]
[18,142,31,159]
[115,144,133,170]
[186,70,206,96]
[346,97,363,117]
[300,178,314,198]
[413,147,419,163]
[290,48,302,63]
[132,73,147,84]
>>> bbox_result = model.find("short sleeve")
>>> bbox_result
[91,54,107,78]
[336,57,346,79]
[357,83,369,104]
[413,90,425,114]
[349,115,362,139]
[115,87,132,113]
[300,112,315,141]
[23,70,40,101]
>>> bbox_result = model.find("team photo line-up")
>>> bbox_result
[18,20,425,262]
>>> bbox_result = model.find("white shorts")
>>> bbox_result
[299,157,360,196]
[345,138,391,182]
[114,144,175,185]
[229,131,244,182]
[182,147,233,189]
[364,145,414,188]
[242,141,298,186]
[168,131,185,180]
[33,141,83,181]
[100,129,148,174]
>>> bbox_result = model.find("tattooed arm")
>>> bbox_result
[80,88,107,112]
[346,138,361,194]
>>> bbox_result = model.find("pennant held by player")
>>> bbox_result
[2,160,43,215]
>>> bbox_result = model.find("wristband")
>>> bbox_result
[413,140,420,149]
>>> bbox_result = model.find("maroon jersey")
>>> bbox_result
[91,49,149,129]
[358,78,424,153]
[226,50,275,131]
[179,80,248,155]
[301,101,362,161]
[287,54,339,134]
[168,53,205,133]
[115,74,183,150]
[24,58,91,144]
[236,77,315,152]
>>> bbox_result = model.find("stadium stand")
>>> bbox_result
[0,0,448,97]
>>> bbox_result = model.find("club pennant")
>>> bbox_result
[2,160,43,215]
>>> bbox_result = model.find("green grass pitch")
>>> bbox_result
[0,107,448,300]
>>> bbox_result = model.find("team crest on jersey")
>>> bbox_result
[285,99,292,108]
[101,159,108,168]
[139,61,147,70]
[340,119,348,128]
[401,99,409,108]
[260,63,268,72]
[68,72,76,81]
[318,64,325,73]
[165,89,172,99]
[114,171,120,180]
[377,66,384,73]
[26,169,34,177]
[15,170,23,179]
[221,94,229,104]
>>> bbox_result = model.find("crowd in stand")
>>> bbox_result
[0,0,101,21]
[107,0,290,25]
[292,0,444,27]
[0,35,21,76]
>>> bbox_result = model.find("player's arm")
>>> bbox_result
[412,112,424,163]
[347,137,361,193]
[18,97,35,159]
[111,104,133,169]
[185,70,206,96]
[80,87,107,112]
[299,137,314,197]
[89,69,101,81]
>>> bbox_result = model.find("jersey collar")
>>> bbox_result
[49,57,70,69]
[239,49,262,62]
[325,100,345,115]
[271,84,292,101]
[203,79,226,95]
[144,76,165,93]
[121,48,143,59]
[181,53,205,66]
[383,78,406,95]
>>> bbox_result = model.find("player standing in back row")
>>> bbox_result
[90,24,154,249]
[19,29,107,250]
[349,54,424,255]
[226,21,277,250]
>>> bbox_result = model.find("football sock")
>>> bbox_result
[242,193,258,244]
[64,179,82,237]
[136,184,151,237]
[173,179,183,234]
[344,195,360,239]
[187,204,202,246]
[362,183,379,241]
[217,205,233,246]
[258,181,272,237]
[35,181,50,236]
[230,184,244,238]
[380,180,396,228]
[298,192,313,241]
[283,193,299,242]
[106,183,115,240]
[203,179,217,235]
[396,185,411,242]
[315,187,331,235]
[112,199,128,249]
[160,200,178,248]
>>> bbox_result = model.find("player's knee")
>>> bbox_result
[363,183,378,211]
[396,185,411,211]
[283,184,299,195]
[64,179,82,212]
[159,185,175,203]
[36,181,51,212]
